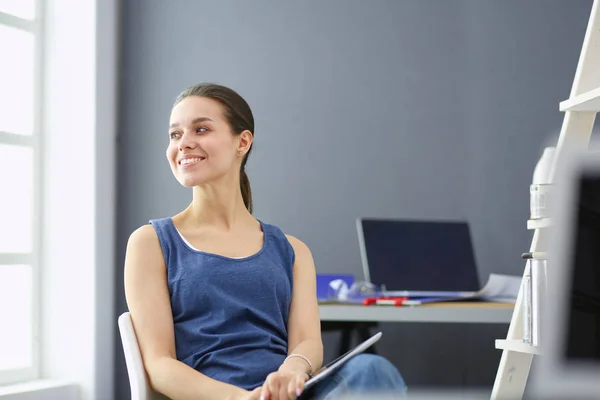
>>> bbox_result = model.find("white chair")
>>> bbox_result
[118,312,169,400]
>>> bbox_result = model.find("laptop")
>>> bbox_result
[356,218,481,297]
[529,148,600,399]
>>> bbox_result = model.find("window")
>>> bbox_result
[0,0,42,385]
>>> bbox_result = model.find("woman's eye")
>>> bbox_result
[170,131,181,139]
[197,127,208,133]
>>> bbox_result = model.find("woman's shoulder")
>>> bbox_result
[284,233,310,254]
[128,215,177,247]
[260,220,311,257]
[127,223,161,249]
[128,215,172,239]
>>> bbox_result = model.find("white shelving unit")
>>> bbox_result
[526,218,551,230]
[560,86,600,111]
[495,340,542,355]
[491,1,600,399]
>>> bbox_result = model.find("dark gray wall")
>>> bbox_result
[114,0,593,398]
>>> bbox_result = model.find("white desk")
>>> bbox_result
[319,302,513,324]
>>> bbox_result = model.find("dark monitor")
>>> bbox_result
[531,150,600,398]
[564,173,600,362]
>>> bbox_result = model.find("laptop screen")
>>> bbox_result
[359,219,480,292]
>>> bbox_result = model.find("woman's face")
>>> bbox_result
[167,96,240,187]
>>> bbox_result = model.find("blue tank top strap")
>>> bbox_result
[261,222,295,285]
[149,217,178,265]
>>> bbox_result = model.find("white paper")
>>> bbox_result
[474,273,521,301]
[381,273,521,304]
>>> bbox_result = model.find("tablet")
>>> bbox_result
[304,331,383,390]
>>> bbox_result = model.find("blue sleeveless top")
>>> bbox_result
[149,218,294,390]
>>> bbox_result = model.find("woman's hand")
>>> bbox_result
[260,370,309,400]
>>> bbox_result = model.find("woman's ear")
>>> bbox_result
[238,130,254,154]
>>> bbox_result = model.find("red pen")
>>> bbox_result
[375,297,409,306]
[363,297,409,306]
[363,297,378,306]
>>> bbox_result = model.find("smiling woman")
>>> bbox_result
[123,83,406,400]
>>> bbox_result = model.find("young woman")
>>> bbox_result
[124,83,407,400]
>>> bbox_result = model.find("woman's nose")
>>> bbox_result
[178,131,197,150]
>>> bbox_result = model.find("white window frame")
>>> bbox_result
[0,0,44,386]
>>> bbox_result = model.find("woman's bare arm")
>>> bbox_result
[278,235,324,376]
[124,225,250,400]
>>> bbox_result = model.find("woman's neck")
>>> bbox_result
[186,179,251,230]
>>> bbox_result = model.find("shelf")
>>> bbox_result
[495,339,542,355]
[527,218,552,230]
[559,86,600,111]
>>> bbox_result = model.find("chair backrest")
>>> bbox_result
[118,312,165,400]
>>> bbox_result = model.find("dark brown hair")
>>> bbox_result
[174,83,255,213]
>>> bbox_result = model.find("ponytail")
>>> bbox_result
[240,168,253,214]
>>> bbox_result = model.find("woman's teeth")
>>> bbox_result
[181,157,202,165]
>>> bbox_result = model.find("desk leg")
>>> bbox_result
[320,321,379,357]
[338,324,353,355]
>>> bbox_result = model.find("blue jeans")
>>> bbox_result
[301,354,407,399]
